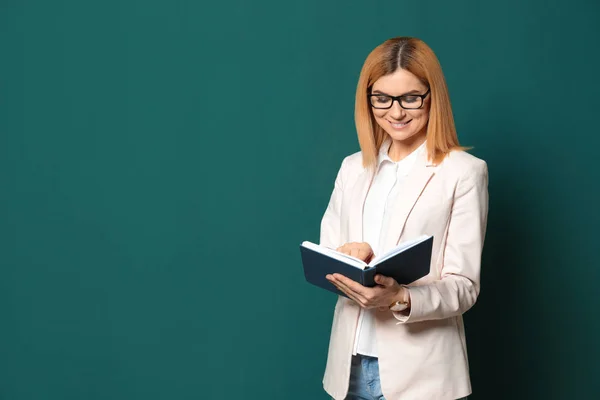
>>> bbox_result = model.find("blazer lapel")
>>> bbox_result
[381,150,438,251]
[346,168,375,243]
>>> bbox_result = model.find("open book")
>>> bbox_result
[300,235,433,297]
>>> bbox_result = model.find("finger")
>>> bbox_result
[334,277,387,308]
[360,243,373,255]
[348,248,369,261]
[331,281,364,306]
[337,244,350,255]
[333,274,369,298]
[358,248,369,261]
[374,274,396,287]
[331,281,354,299]
[332,278,364,301]
[332,277,368,305]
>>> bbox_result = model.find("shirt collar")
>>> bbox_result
[378,137,427,168]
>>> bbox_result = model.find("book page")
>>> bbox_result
[368,235,432,267]
[301,241,368,270]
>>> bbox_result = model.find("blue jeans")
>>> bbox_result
[341,354,469,400]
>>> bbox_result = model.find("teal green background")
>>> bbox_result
[1,1,599,399]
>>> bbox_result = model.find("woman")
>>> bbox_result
[319,37,488,400]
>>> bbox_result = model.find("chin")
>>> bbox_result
[385,129,421,142]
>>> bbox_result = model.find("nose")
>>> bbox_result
[388,99,406,120]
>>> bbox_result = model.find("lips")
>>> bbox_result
[388,119,413,129]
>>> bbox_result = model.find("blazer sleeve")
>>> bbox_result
[319,157,347,250]
[393,160,489,324]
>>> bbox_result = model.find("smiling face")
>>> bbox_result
[370,68,431,144]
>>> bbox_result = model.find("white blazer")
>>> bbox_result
[319,145,489,400]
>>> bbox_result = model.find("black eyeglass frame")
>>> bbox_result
[368,88,431,110]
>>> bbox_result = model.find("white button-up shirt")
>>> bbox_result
[353,139,426,357]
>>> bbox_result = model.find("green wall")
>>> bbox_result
[1,1,598,398]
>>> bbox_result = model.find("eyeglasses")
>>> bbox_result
[368,88,431,110]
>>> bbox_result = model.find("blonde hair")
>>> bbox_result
[355,37,467,168]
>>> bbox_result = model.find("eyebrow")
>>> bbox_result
[372,89,423,96]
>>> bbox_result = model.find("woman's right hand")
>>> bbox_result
[336,242,374,263]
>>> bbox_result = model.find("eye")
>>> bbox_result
[402,95,419,103]
[374,96,391,103]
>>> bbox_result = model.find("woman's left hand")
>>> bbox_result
[326,273,407,310]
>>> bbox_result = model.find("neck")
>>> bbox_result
[387,131,427,162]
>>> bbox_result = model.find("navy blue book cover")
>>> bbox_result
[300,237,433,298]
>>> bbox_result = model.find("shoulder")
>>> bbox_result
[439,150,488,181]
[341,151,364,171]
[327,151,367,190]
